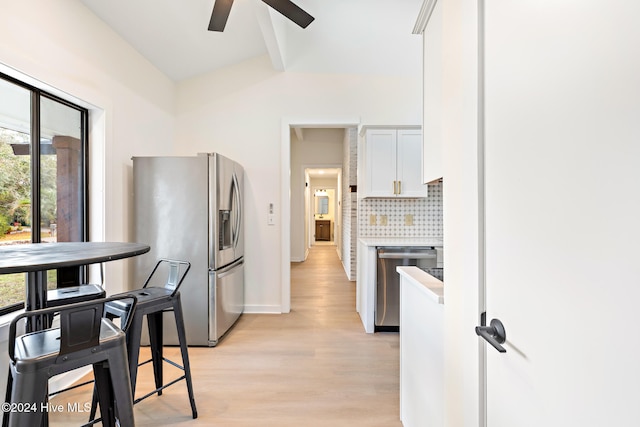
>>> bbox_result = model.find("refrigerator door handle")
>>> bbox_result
[216,258,244,279]
[232,172,242,250]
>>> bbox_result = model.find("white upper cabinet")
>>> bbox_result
[360,127,427,198]
[421,0,444,184]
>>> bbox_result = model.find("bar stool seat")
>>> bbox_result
[94,258,197,420]
[3,295,137,427]
[47,263,106,308]
[47,283,106,307]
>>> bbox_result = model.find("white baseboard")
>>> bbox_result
[243,305,284,314]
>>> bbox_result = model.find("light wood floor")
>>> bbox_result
[50,245,401,426]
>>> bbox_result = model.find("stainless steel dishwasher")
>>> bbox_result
[376,247,438,331]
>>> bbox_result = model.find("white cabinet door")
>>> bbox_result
[364,128,397,197]
[396,129,426,197]
[362,127,426,198]
[481,1,640,426]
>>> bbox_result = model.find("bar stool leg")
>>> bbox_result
[3,370,14,426]
[93,362,116,427]
[173,297,198,419]
[126,313,144,396]
[107,346,136,427]
[7,369,48,427]
[147,311,164,396]
[88,383,99,422]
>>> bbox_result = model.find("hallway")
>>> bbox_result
[50,245,401,426]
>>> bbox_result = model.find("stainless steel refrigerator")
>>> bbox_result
[132,153,244,346]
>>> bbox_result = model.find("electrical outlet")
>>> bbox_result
[380,215,388,226]
[369,214,377,225]
[405,214,413,226]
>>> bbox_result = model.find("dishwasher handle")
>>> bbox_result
[377,252,436,260]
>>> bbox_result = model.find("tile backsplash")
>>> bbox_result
[358,182,443,237]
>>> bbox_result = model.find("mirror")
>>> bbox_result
[316,195,329,216]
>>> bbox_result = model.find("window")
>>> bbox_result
[0,73,88,314]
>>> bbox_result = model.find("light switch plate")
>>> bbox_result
[268,203,275,225]
[369,214,377,225]
[380,215,388,226]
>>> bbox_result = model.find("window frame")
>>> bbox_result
[0,71,90,313]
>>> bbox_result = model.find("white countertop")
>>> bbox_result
[358,237,443,247]
[397,266,444,304]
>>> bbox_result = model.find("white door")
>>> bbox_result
[482,2,640,426]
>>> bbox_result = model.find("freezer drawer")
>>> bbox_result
[209,258,244,346]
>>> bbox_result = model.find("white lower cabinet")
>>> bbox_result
[399,271,444,427]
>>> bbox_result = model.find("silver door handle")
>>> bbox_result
[215,259,244,279]
[475,318,506,353]
[232,172,242,249]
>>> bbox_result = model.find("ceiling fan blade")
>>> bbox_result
[262,0,315,29]
[208,0,234,32]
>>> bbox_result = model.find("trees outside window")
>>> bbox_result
[0,74,88,313]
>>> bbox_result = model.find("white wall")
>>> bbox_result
[0,0,176,396]
[439,0,482,425]
[0,0,175,291]
[1,0,421,315]
[176,55,421,312]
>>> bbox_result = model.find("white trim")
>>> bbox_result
[243,305,286,314]
[413,0,440,34]
[281,117,360,314]
[478,1,487,425]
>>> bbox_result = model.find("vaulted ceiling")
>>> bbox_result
[80,0,424,81]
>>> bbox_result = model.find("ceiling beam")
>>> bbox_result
[255,1,286,71]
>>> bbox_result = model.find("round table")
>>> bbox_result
[0,241,150,330]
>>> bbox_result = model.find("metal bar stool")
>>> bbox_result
[92,258,197,420]
[3,295,138,427]
[47,263,106,307]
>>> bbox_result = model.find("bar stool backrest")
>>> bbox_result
[142,258,191,296]
[58,301,102,357]
[8,294,138,363]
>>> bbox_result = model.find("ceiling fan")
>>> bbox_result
[208,0,314,32]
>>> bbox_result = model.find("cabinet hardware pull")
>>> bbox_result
[393,181,397,194]
[398,181,402,194]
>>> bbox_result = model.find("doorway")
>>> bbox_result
[307,168,340,247]
[290,127,347,263]
[282,120,359,314]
